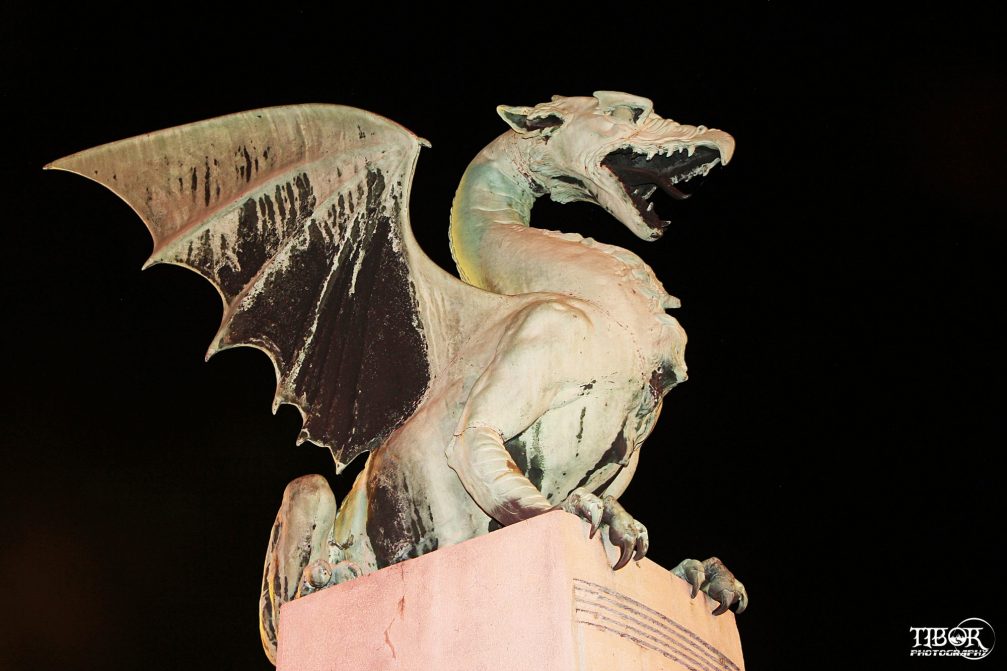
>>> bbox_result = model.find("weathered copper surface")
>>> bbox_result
[49,94,746,664]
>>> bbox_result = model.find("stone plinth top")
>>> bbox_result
[277,511,744,671]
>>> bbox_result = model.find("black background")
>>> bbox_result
[3,6,1003,670]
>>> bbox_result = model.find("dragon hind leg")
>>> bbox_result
[259,474,338,664]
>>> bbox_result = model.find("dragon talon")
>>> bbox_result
[731,579,748,614]
[633,528,649,561]
[672,558,707,599]
[613,540,634,570]
[589,507,603,538]
[600,496,647,570]
[561,488,605,538]
[690,569,705,598]
[735,586,748,614]
[712,587,737,616]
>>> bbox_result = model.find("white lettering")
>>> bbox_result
[962,627,987,650]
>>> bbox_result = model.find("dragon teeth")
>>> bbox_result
[647,202,654,212]
[633,185,656,200]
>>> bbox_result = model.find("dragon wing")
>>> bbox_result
[47,104,506,472]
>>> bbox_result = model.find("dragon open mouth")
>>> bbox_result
[602,145,722,230]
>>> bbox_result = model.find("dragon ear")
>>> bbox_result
[496,105,566,136]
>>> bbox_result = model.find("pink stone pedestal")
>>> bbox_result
[277,511,745,671]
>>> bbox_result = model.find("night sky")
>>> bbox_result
[3,7,1003,670]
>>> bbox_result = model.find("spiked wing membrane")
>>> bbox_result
[47,105,498,471]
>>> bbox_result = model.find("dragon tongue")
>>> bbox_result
[660,178,692,200]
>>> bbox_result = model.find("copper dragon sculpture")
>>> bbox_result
[48,92,747,663]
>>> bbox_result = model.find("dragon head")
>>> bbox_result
[498,92,734,240]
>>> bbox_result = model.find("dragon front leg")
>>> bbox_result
[447,428,648,572]
[447,424,554,525]
[447,300,594,526]
[446,299,646,569]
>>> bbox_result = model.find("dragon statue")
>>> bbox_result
[48,92,748,664]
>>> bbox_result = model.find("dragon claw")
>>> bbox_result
[611,518,649,570]
[717,587,746,615]
[613,537,634,571]
[710,591,734,616]
[673,557,747,615]
[672,558,706,598]
[561,487,604,537]
[296,559,333,598]
[602,495,649,570]
[295,559,363,598]
[633,524,649,562]
[560,490,648,569]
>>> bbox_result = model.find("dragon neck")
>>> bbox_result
[449,134,539,288]
[448,136,677,325]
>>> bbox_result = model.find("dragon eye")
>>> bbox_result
[608,105,646,123]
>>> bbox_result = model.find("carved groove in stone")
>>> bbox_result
[573,579,740,671]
